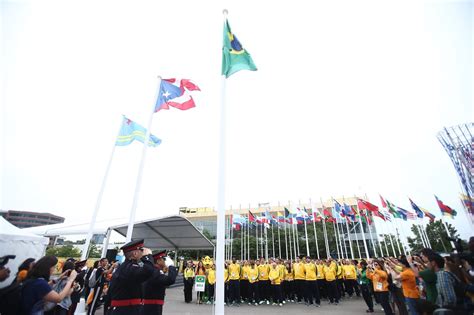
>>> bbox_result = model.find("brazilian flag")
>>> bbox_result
[222,19,257,78]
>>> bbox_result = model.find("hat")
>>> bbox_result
[75,259,87,268]
[66,257,77,263]
[121,239,145,253]
[152,250,167,261]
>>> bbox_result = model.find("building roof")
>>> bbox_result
[109,215,214,251]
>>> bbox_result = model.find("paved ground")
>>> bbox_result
[97,286,387,315]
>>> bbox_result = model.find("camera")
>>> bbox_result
[0,255,15,268]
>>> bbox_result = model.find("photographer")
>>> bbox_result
[386,257,420,315]
[21,256,77,315]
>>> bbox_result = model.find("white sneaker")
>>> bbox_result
[272,303,277,306]
[279,303,283,307]
[259,300,265,305]
[266,300,270,305]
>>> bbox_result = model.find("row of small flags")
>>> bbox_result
[229,196,458,230]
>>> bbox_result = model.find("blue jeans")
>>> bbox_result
[405,297,420,315]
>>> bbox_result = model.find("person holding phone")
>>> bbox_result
[366,260,394,315]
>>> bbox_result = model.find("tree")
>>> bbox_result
[407,219,459,253]
[46,245,82,258]
[88,244,102,258]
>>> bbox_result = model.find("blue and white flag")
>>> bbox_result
[116,116,161,147]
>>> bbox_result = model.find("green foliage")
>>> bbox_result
[46,245,82,258]
[407,219,458,253]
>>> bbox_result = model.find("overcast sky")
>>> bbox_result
[1,0,473,238]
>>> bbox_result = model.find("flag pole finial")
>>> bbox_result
[223,9,228,16]
[157,75,162,79]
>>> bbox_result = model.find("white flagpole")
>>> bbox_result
[261,219,264,258]
[271,219,275,258]
[293,219,298,258]
[345,219,354,259]
[442,218,456,250]
[216,11,228,311]
[380,220,390,256]
[367,216,379,258]
[230,213,234,259]
[352,219,361,259]
[125,77,162,242]
[310,200,320,259]
[81,119,122,260]
[302,207,310,257]
[264,223,268,260]
[277,219,281,259]
[357,212,370,259]
[285,215,290,260]
[247,213,250,260]
[256,218,259,259]
[320,198,330,258]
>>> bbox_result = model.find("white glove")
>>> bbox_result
[164,256,174,268]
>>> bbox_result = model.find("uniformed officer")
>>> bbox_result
[107,239,154,315]
[141,250,178,315]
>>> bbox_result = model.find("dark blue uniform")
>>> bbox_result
[140,266,178,315]
[107,255,154,315]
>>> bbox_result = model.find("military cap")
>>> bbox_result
[152,250,167,261]
[121,239,145,253]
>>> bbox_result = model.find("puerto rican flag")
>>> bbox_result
[155,78,200,112]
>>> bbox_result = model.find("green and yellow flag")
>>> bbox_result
[222,19,257,78]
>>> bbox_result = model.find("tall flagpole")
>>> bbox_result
[125,77,162,242]
[256,218,259,259]
[81,119,122,260]
[441,218,456,251]
[357,211,370,259]
[271,219,275,258]
[264,222,268,260]
[310,200,320,259]
[320,198,330,258]
[352,219,361,259]
[216,11,228,312]
[230,212,234,259]
[247,213,250,260]
[367,215,379,258]
[285,215,290,260]
[302,207,310,257]
[261,219,264,258]
[345,218,354,259]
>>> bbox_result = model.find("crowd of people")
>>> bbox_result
[1,237,473,315]
[182,236,474,315]
[0,239,177,315]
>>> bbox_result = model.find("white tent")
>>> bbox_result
[0,217,49,288]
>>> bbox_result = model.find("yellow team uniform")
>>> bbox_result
[293,262,306,280]
[258,264,270,281]
[336,265,343,280]
[323,265,336,281]
[269,268,282,285]
[248,267,259,283]
[241,265,250,281]
[343,265,357,280]
[224,268,229,283]
[228,263,241,280]
[304,263,317,281]
[207,269,216,285]
[316,264,325,280]
[184,267,195,279]
[278,264,286,282]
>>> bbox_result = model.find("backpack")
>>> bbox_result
[88,269,97,288]
[0,279,32,315]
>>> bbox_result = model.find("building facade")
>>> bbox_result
[180,197,380,259]
[1,210,65,228]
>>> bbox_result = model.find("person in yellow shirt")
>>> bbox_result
[183,261,195,303]
[228,259,241,306]
[316,260,326,300]
[304,257,321,306]
[269,262,283,306]
[258,258,270,304]
[240,260,250,304]
[247,260,260,305]
[283,261,295,302]
[293,255,306,303]
[342,259,359,298]
[323,259,339,304]
[335,260,345,299]
[206,264,216,304]
[366,260,394,315]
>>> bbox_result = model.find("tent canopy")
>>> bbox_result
[0,217,49,288]
[110,215,214,251]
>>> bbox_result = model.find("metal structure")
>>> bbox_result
[437,123,474,225]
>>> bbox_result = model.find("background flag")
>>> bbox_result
[116,116,161,147]
[421,207,436,222]
[155,78,200,112]
[435,195,458,218]
[357,198,379,212]
[409,198,425,218]
[222,19,257,78]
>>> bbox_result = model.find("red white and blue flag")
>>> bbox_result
[155,78,200,112]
